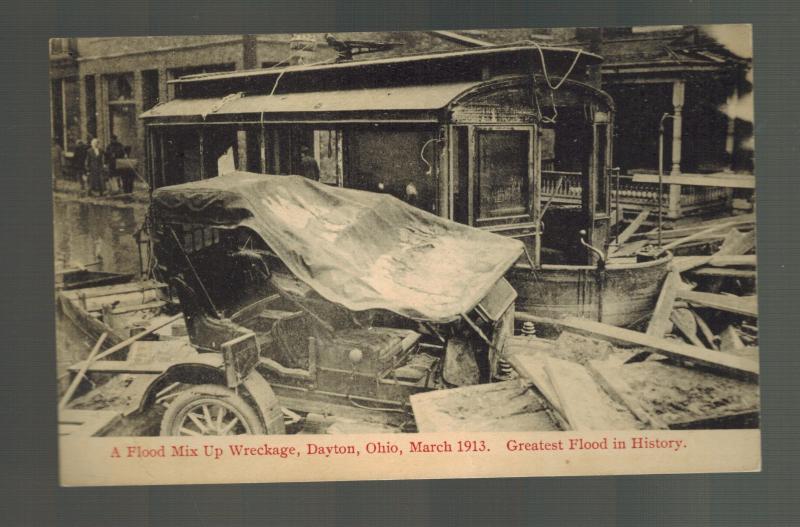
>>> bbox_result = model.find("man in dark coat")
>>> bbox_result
[85,138,105,196]
[72,139,89,190]
[105,135,126,193]
[299,146,320,181]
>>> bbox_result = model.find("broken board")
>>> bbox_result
[59,409,121,437]
[516,313,759,382]
[544,357,641,431]
[410,380,557,433]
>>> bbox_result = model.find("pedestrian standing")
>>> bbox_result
[299,146,320,181]
[106,135,125,194]
[73,139,89,191]
[85,138,105,196]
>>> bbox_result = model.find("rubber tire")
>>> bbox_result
[160,384,266,436]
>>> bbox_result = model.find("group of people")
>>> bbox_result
[69,135,134,196]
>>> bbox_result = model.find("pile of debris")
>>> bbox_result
[413,211,759,432]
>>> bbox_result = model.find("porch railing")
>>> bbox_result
[541,170,732,218]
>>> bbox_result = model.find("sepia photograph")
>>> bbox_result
[50,24,759,484]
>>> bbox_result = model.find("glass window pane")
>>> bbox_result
[476,130,529,220]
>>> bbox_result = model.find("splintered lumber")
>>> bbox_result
[672,256,713,273]
[693,311,719,350]
[720,326,745,352]
[689,267,757,279]
[506,351,564,418]
[59,409,121,437]
[59,332,108,411]
[671,308,707,348]
[677,290,758,318]
[647,270,679,337]
[613,208,651,250]
[710,229,755,262]
[660,215,755,253]
[89,313,184,362]
[515,312,759,382]
[544,357,639,430]
[610,239,650,258]
[587,360,669,429]
[708,255,757,267]
[409,380,556,432]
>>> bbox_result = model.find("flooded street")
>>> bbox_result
[54,197,147,274]
[54,196,150,379]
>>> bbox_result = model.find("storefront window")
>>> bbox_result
[476,130,530,221]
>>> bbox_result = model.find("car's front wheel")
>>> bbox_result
[160,384,265,436]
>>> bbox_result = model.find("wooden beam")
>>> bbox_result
[719,326,745,352]
[587,360,669,429]
[710,230,755,263]
[610,208,650,254]
[673,256,713,273]
[671,308,707,348]
[677,290,758,318]
[693,311,719,350]
[515,312,759,381]
[632,172,756,189]
[59,332,108,410]
[544,357,638,430]
[709,255,757,267]
[689,267,757,279]
[506,352,565,418]
[661,215,755,253]
[646,270,679,337]
[89,314,183,362]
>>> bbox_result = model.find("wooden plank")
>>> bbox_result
[719,326,745,352]
[544,357,639,431]
[109,300,167,315]
[68,360,175,374]
[677,290,758,318]
[611,239,650,258]
[610,208,650,254]
[671,308,707,348]
[632,172,755,189]
[587,360,669,429]
[689,267,757,279]
[673,256,712,273]
[89,313,183,362]
[506,351,565,418]
[661,215,755,253]
[693,311,719,350]
[59,332,108,411]
[646,270,679,337]
[709,255,757,267]
[409,380,555,432]
[63,280,165,300]
[59,409,121,437]
[710,229,755,264]
[515,312,759,381]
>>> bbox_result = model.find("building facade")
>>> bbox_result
[50,27,753,214]
[49,35,339,163]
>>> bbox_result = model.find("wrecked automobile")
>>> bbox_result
[145,172,523,436]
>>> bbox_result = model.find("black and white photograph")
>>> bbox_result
[50,24,760,485]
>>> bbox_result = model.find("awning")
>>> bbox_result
[140,81,483,120]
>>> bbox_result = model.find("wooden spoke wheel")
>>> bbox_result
[160,384,265,436]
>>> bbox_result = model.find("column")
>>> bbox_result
[670,79,684,175]
[79,75,87,142]
[158,67,169,104]
[133,70,144,160]
[668,79,685,218]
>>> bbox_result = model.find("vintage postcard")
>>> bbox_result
[52,24,759,486]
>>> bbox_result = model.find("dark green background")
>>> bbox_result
[3,1,798,525]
